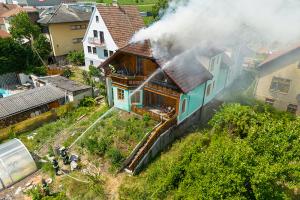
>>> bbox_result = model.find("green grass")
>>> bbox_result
[79,111,157,169]
[19,104,109,153]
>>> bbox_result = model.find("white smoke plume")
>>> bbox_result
[132,0,300,59]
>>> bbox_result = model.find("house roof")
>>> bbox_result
[0,85,65,120]
[38,75,91,92]
[162,50,214,93]
[0,6,36,18]
[100,41,214,93]
[96,5,144,48]
[38,4,92,24]
[0,29,10,38]
[258,44,300,68]
[0,3,18,15]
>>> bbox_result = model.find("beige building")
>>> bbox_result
[255,46,300,114]
[38,4,92,62]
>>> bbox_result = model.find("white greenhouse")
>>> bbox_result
[0,139,37,190]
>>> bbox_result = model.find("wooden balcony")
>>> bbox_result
[110,74,146,89]
[145,82,180,99]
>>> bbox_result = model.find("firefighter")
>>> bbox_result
[41,178,50,196]
[60,147,69,165]
[52,159,59,175]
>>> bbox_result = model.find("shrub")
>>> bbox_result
[67,50,84,66]
[62,67,73,78]
[107,147,124,166]
[79,97,96,107]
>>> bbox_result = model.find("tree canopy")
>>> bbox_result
[0,12,51,75]
[120,104,300,200]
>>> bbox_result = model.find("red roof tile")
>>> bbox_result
[97,5,144,48]
[0,30,10,38]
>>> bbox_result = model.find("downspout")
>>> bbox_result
[199,81,208,121]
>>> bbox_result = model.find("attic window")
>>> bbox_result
[96,16,99,22]
[181,98,187,113]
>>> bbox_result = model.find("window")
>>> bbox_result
[131,90,141,104]
[136,56,143,75]
[92,47,97,54]
[109,51,114,56]
[96,16,99,22]
[265,98,275,106]
[93,30,98,38]
[287,104,298,114]
[206,83,212,96]
[90,60,94,66]
[87,46,92,53]
[270,77,291,93]
[104,49,108,57]
[209,58,215,72]
[72,38,83,44]
[181,98,187,113]
[117,88,124,100]
[99,31,104,43]
[70,25,86,30]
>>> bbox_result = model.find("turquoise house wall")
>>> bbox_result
[178,83,206,124]
[112,86,131,112]
[204,53,229,105]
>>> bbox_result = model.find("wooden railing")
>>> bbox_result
[110,74,146,88]
[126,115,177,171]
[145,82,180,98]
[131,105,164,121]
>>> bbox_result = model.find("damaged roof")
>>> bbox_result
[38,75,91,92]
[100,41,216,93]
[97,5,144,48]
[0,85,65,120]
[38,4,92,24]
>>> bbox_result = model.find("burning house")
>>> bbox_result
[100,41,233,125]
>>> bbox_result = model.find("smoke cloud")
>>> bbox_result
[132,0,300,59]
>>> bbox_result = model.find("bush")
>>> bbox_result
[107,147,124,166]
[67,50,84,66]
[62,67,73,78]
[79,97,96,107]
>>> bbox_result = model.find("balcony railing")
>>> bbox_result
[145,82,180,98]
[88,37,105,47]
[110,73,146,88]
[131,105,176,121]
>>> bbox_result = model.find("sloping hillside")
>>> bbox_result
[120,104,300,200]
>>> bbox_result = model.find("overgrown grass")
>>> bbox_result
[19,104,109,152]
[79,111,157,169]
[119,104,300,200]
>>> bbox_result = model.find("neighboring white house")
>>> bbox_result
[82,4,144,71]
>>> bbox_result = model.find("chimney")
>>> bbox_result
[112,0,118,6]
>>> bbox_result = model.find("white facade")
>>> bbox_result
[82,7,118,70]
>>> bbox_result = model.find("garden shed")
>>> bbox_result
[0,139,37,190]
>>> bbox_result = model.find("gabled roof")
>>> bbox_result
[258,44,300,68]
[38,4,92,24]
[38,75,91,92]
[96,5,144,48]
[0,85,65,119]
[100,41,214,93]
[0,29,10,38]
[0,6,36,18]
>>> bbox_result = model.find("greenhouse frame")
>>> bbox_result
[0,139,37,190]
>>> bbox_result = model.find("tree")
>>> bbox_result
[152,0,169,20]
[9,12,40,43]
[67,50,85,66]
[33,35,51,61]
